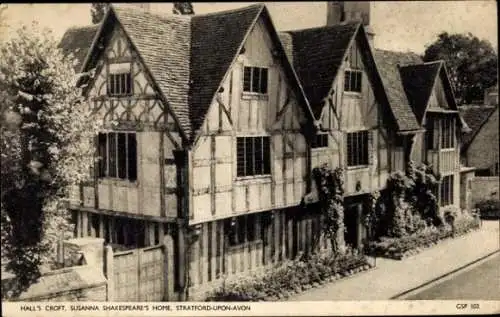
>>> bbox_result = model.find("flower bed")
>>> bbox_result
[366,213,480,260]
[205,252,372,301]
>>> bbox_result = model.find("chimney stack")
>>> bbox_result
[326,1,375,47]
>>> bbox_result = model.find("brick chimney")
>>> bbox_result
[119,3,151,12]
[326,1,375,47]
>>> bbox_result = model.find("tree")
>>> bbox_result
[173,2,194,15]
[91,3,109,24]
[424,32,498,105]
[0,22,102,298]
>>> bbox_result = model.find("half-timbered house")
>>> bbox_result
[59,2,472,300]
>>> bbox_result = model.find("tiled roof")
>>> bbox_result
[190,4,263,137]
[399,61,442,123]
[58,25,99,72]
[459,105,497,150]
[112,6,193,136]
[373,49,422,131]
[281,23,360,116]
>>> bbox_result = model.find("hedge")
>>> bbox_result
[366,214,480,260]
[206,251,372,301]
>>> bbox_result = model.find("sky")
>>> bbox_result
[1,2,498,54]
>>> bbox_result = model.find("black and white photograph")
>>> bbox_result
[0,2,498,315]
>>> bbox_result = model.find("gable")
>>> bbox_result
[85,21,179,131]
[283,22,359,114]
[196,14,307,136]
[428,73,450,110]
[189,5,264,139]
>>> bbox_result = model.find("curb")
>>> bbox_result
[390,249,500,300]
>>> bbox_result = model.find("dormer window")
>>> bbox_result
[344,69,362,93]
[107,63,132,96]
[243,66,268,94]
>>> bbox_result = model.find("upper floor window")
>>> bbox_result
[107,63,132,96]
[440,117,455,149]
[311,133,328,149]
[440,175,454,207]
[344,70,362,93]
[236,136,271,177]
[98,132,137,181]
[243,66,268,94]
[347,130,369,167]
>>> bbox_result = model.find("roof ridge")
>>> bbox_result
[64,24,99,32]
[112,4,192,21]
[191,3,264,17]
[283,21,360,34]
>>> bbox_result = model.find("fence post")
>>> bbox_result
[104,244,114,301]
[163,234,174,301]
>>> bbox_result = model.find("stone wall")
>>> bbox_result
[471,176,500,206]
[2,238,109,302]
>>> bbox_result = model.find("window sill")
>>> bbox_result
[343,91,362,97]
[311,147,330,151]
[234,175,272,184]
[98,178,138,187]
[441,148,455,152]
[241,92,268,100]
[346,165,370,171]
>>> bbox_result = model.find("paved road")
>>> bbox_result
[407,254,500,300]
[288,221,499,301]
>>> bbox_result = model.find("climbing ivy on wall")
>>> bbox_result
[312,164,346,256]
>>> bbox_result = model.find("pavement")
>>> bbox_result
[288,220,500,301]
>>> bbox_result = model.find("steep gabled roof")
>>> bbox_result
[399,61,442,123]
[189,4,263,136]
[58,25,99,72]
[459,105,498,151]
[111,6,192,137]
[61,4,312,145]
[281,22,360,115]
[372,49,422,131]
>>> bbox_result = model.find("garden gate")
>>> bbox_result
[112,244,167,301]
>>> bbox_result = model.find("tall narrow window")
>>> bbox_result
[236,136,271,177]
[243,66,268,94]
[346,131,369,166]
[440,175,454,206]
[97,132,137,181]
[107,63,132,96]
[440,117,455,149]
[344,70,362,92]
[426,120,434,150]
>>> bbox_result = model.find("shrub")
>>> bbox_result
[206,252,369,301]
[475,199,500,219]
[366,212,479,260]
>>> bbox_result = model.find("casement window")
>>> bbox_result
[440,175,454,207]
[344,70,362,93]
[107,63,132,96]
[311,133,329,149]
[346,131,369,167]
[440,117,455,149]
[225,213,259,246]
[236,136,271,177]
[98,132,137,181]
[425,120,434,150]
[243,66,268,94]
